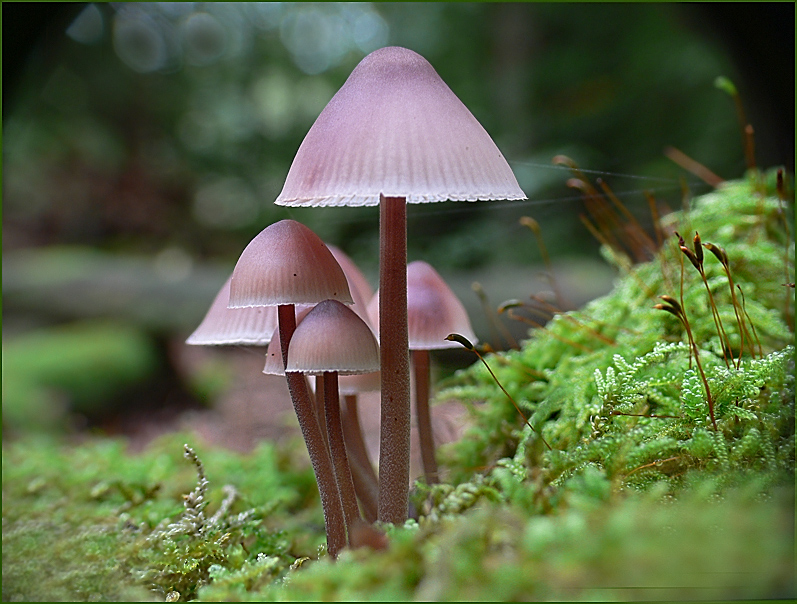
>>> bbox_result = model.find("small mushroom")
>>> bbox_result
[263,247,379,516]
[229,219,352,558]
[321,245,380,521]
[368,260,477,484]
[276,46,524,524]
[286,299,380,542]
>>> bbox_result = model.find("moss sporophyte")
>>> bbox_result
[440,167,793,498]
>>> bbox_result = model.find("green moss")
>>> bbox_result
[2,320,160,432]
[2,170,794,601]
[441,169,794,496]
[2,434,317,601]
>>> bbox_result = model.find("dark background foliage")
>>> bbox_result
[2,2,794,435]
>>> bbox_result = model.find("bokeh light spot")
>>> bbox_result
[66,4,104,45]
[351,9,389,53]
[181,12,228,66]
[113,11,169,73]
[280,7,348,75]
[251,71,296,139]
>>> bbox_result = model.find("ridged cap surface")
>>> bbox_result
[327,244,374,324]
[286,300,380,376]
[229,220,353,307]
[276,46,526,207]
[186,275,277,346]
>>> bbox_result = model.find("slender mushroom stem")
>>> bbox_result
[323,371,362,538]
[378,194,411,525]
[314,375,330,451]
[412,349,438,484]
[278,304,347,558]
[341,394,379,522]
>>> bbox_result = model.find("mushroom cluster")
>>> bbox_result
[188,45,523,554]
[276,46,524,524]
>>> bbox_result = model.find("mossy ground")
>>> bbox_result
[2,169,794,601]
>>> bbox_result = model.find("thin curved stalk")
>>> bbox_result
[323,371,362,538]
[342,394,378,522]
[413,349,438,484]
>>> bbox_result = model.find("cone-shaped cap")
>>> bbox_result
[366,260,477,350]
[229,220,353,308]
[276,46,526,207]
[286,300,380,376]
[187,275,277,346]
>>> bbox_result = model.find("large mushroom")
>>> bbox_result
[368,260,477,484]
[275,46,525,524]
[228,219,352,558]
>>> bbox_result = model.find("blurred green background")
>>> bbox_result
[3,2,794,438]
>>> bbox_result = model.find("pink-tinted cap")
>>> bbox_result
[262,306,313,376]
[276,46,526,208]
[187,275,278,346]
[367,260,477,350]
[285,300,380,376]
[229,220,353,308]
[326,244,374,325]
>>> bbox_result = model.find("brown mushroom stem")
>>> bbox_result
[323,371,362,537]
[378,194,411,524]
[341,394,379,522]
[278,304,347,558]
[314,375,329,450]
[412,349,438,484]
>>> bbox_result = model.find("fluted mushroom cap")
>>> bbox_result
[186,275,277,346]
[327,244,374,324]
[286,300,380,376]
[229,219,353,308]
[367,260,478,350]
[276,46,526,208]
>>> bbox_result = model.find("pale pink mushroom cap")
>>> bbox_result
[367,260,478,350]
[275,46,526,207]
[262,326,286,376]
[229,219,353,308]
[326,244,375,325]
[186,275,278,346]
[338,371,381,395]
[286,300,380,376]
